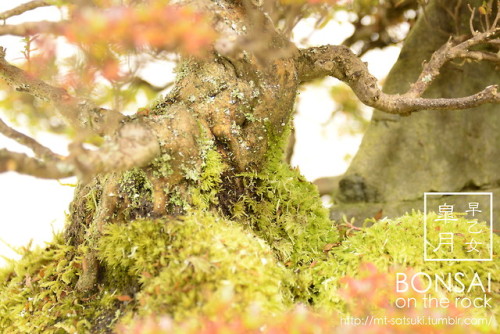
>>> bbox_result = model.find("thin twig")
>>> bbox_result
[0,1,52,21]
[343,220,363,231]
[492,0,500,28]
[0,148,74,179]
[468,4,477,35]
[0,117,62,161]
[0,21,61,37]
[0,47,124,136]
[455,50,500,63]
[407,27,498,97]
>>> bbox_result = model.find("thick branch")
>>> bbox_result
[0,117,61,161]
[69,122,161,178]
[0,1,52,21]
[0,47,124,135]
[0,47,69,101]
[0,120,161,180]
[0,48,158,180]
[297,45,499,115]
[0,148,74,179]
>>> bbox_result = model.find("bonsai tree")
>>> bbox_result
[0,0,498,332]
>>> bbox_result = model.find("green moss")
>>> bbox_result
[119,168,154,218]
[243,112,257,122]
[199,150,227,191]
[120,169,153,201]
[98,212,290,321]
[309,211,500,319]
[165,186,190,212]
[2,120,498,332]
[1,210,498,332]
[237,124,339,268]
[180,124,228,210]
[84,186,99,213]
[0,235,109,333]
[149,153,173,178]
[190,147,228,210]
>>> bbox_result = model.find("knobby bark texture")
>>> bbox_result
[331,0,500,230]
[1,1,497,181]
[67,2,300,243]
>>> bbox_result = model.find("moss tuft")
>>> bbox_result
[236,124,339,267]
[119,168,154,219]
[149,153,173,179]
[2,123,498,332]
[190,148,228,210]
[1,210,498,332]
[0,235,114,333]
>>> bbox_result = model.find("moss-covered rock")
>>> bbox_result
[0,236,98,333]
[0,126,497,332]
[234,125,340,267]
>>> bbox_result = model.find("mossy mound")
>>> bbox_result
[0,236,95,333]
[309,212,499,320]
[98,213,291,320]
[0,210,498,332]
[234,125,339,268]
[0,212,291,333]
[237,158,339,267]
[0,135,337,333]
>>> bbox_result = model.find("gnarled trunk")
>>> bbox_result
[58,1,336,328]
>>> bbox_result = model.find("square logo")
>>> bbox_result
[424,192,493,261]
